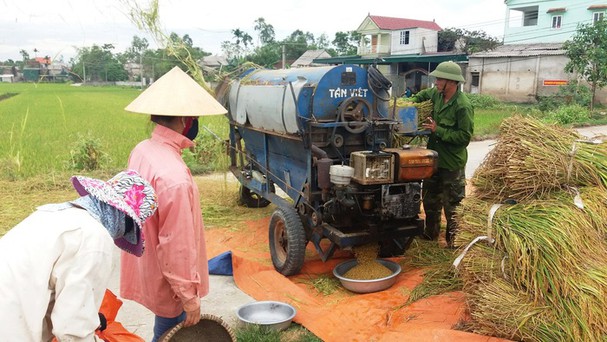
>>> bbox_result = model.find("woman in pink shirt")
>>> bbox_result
[120,66,227,340]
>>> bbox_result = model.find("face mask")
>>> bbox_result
[184,118,199,141]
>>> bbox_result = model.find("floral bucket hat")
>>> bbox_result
[71,170,157,256]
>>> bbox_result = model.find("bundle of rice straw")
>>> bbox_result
[472,115,607,201]
[390,97,433,126]
[455,189,607,341]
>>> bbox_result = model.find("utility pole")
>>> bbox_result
[282,44,286,69]
[140,53,144,90]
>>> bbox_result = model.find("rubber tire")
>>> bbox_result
[379,236,415,257]
[238,185,271,208]
[269,206,306,276]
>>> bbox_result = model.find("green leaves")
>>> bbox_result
[564,19,607,109]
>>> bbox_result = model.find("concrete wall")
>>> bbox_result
[468,54,607,104]
[468,55,566,102]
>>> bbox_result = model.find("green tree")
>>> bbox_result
[247,43,281,68]
[221,41,243,61]
[438,28,501,54]
[281,30,315,60]
[71,44,127,82]
[563,19,607,110]
[254,17,275,45]
[222,29,254,62]
[19,49,29,68]
[149,32,210,77]
[313,33,331,50]
[232,28,253,48]
[333,31,361,56]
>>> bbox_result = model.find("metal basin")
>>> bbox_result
[333,259,401,293]
[236,301,296,331]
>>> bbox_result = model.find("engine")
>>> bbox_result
[321,146,437,228]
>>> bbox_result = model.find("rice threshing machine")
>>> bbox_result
[226,64,437,275]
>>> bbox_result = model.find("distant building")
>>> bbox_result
[504,0,606,44]
[314,14,466,97]
[201,55,229,68]
[124,62,142,81]
[467,43,568,102]
[356,15,442,56]
[292,50,331,68]
[1,74,14,83]
[34,57,51,66]
[468,0,607,103]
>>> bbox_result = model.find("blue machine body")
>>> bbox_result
[226,64,432,273]
[228,64,406,203]
[227,65,406,135]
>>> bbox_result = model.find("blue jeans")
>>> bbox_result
[152,311,186,342]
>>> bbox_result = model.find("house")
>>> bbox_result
[356,14,441,57]
[314,14,466,97]
[124,62,142,81]
[292,50,331,68]
[34,57,51,66]
[468,0,607,103]
[504,0,606,44]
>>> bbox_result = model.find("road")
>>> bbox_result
[111,125,607,340]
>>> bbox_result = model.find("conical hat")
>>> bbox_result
[125,66,227,116]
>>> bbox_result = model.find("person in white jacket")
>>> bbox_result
[0,170,157,342]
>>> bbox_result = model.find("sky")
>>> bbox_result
[0,0,508,63]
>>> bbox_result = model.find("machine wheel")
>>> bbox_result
[338,97,372,134]
[379,236,415,257]
[238,185,272,208]
[269,206,307,276]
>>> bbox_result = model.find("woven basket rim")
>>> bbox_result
[158,313,236,342]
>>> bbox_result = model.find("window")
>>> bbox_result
[400,31,410,45]
[471,72,480,87]
[594,12,605,22]
[552,15,562,28]
[523,6,539,26]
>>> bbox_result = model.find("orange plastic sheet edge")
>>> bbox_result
[205,218,511,342]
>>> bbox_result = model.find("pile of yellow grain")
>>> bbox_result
[344,244,392,280]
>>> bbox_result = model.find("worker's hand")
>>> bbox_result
[183,307,201,327]
[97,312,107,332]
[422,117,437,132]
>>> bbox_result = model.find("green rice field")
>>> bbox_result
[0,83,229,178]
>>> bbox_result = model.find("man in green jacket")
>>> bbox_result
[409,61,474,247]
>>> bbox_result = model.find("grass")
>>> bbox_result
[472,108,515,140]
[0,171,275,236]
[0,83,148,177]
[0,83,231,178]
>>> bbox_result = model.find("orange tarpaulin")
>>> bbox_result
[205,217,511,342]
[95,290,145,342]
[52,289,144,342]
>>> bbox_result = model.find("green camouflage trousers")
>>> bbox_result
[422,168,466,245]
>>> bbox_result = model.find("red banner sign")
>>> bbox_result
[543,79,568,86]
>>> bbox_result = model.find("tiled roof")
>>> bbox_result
[369,15,442,31]
[470,43,565,57]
